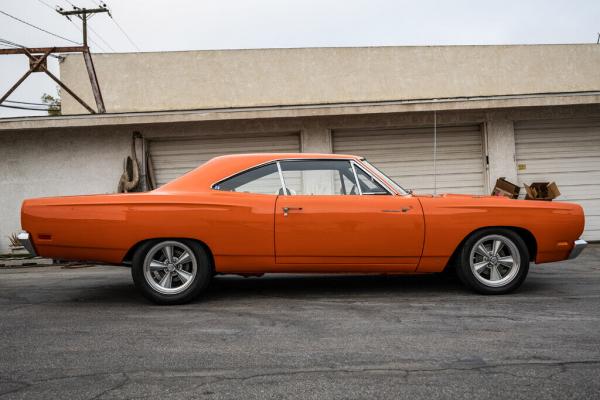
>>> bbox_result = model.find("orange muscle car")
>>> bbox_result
[20,153,587,304]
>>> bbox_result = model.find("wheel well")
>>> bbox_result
[444,226,537,271]
[121,238,215,272]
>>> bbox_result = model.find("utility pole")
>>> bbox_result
[57,5,110,113]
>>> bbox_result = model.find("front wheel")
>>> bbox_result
[131,239,212,305]
[456,229,530,294]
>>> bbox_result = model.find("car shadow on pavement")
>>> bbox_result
[62,274,466,305]
[204,273,467,301]
[202,270,558,303]
[35,267,552,306]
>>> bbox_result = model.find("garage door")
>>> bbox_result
[333,125,486,194]
[149,132,300,187]
[515,118,600,241]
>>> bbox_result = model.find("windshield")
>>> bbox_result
[361,160,409,195]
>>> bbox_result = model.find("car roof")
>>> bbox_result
[156,153,362,192]
[211,153,360,162]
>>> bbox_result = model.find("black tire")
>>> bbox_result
[455,228,530,295]
[131,239,212,305]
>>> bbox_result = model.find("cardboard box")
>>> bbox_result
[524,182,561,201]
[491,177,520,199]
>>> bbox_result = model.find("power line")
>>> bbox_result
[36,0,56,11]
[5,99,49,106]
[64,17,108,52]
[62,0,79,9]
[0,37,63,59]
[35,0,107,51]
[0,37,28,48]
[88,25,115,51]
[87,0,106,8]
[36,0,114,52]
[76,1,119,52]
[105,5,140,52]
[0,9,81,45]
[110,17,140,51]
[0,104,50,111]
[54,1,135,52]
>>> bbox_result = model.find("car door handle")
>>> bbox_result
[282,207,303,216]
[382,208,411,213]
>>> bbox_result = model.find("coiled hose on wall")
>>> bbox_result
[117,135,140,193]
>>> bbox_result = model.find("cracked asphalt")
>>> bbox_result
[1,244,599,399]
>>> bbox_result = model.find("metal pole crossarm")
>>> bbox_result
[56,8,109,16]
[0,46,86,55]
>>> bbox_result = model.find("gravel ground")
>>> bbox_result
[1,244,599,399]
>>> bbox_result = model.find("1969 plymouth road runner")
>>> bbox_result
[19,153,587,304]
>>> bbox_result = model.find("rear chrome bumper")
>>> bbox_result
[17,231,37,257]
[568,239,588,260]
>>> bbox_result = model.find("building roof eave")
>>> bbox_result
[1,91,600,132]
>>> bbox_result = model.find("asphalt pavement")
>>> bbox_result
[1,245,599,399]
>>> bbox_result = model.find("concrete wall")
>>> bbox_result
[486,119,518,185]
[0,128,131,252]
[60,44,600,114]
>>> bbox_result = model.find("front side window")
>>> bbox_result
[361,160,408,195]
[354,165,389,195]
[214,163,283,194]
[279,160,359,195]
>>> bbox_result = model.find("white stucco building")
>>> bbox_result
[1,44,599,251]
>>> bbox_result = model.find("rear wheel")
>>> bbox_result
[131,239,212,304]
[456,229,529,294]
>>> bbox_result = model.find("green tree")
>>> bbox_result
[41,93,61,116]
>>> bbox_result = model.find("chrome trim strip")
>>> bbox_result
[17,231,37,257]
[568,239,588,260]
[276,161,288,196]
[350,161,362,195]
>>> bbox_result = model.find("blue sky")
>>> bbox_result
[1,0,599,117]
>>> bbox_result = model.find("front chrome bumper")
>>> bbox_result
[17,231,37,257]
[568,239,588,260]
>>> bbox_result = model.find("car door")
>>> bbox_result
[274,159,424,271]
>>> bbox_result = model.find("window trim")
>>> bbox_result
[351,161,393,195]
[359,158,409,196]
[276,161,287,194]
[211,158,398,196]
[350,161,363,195]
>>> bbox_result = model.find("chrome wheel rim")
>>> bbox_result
[469,235,520,288]
[143,241,197,295]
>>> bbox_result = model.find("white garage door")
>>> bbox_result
[515,118,600,241]
[333,125,487,194]
[149,132,300,187]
